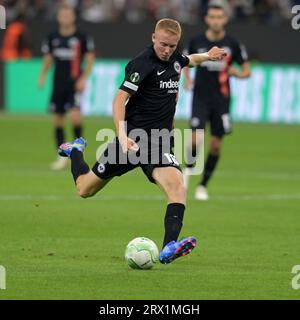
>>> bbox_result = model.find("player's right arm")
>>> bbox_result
[184,46,226,90]
[38,53,53,88]
[113,89,138,153]
[187,46,226,67]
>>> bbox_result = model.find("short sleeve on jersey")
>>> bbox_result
[120,58,152,95]
[233,41,248,65]
[179,53,190,68]
[41,35,52,55]
[82,35,95,53]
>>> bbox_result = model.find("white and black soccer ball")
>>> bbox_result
[125,237,159,270]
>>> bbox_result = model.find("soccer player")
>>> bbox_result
[183,4,250,200]
[38,4,95,170]
[58,19,226,264]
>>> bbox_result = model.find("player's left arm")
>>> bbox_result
[75,35,96,92]
[229,62,251,79]
[187,46,227,67]
[82,52,95,79]
[75,52,95,92]
[113,89,139,153]
[229,42,251,79]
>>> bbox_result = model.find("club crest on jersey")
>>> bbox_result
[68,37,79,47]
[98,163,106,174]
[130,72,140,83]
[174,61,181,74]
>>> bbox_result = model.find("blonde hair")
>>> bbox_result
[155,18,182,37]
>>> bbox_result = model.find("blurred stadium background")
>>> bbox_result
[1,0,300,120]
[0,0,300,300]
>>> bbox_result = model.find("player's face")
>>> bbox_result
[152,30,180,61]
[57,8,76,27]
[205,8,228,33]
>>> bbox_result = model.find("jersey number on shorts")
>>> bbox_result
[164,153,179,166]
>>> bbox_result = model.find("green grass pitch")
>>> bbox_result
[0,114,299,300]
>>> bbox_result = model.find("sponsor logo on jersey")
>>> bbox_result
[197,48,207,54]
[159,79,180,89]
[201,60,227,71]
[53,48,74,60]
[199,46,232,71]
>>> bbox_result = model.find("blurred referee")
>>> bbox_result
[183,4,251,200]
[38,4,95,170]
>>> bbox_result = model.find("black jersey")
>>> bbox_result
[120,46,190,134]
[188,34,248,100]
[42,31,95,86]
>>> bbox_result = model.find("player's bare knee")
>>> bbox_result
[176,185,186,203]
[78,191,88,198]
[76,185,87,198]
[167,182,186,203]
[78,188,93,199]
[76,182,92,199]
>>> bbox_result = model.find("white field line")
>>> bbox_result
[1,168,300,181]
[215,171,300,181]
[0,194,300,202]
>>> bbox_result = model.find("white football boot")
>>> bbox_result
[195,185,209,201]
[50,156,68,171]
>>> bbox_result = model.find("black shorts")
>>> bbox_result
[190,96,232,138]
[49,84,81,114]
[92,138,181,184]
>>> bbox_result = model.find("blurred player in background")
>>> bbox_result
[38,4,95,170]
[57,19,226,264]
[1,13,32,61]
[183,4,250,200]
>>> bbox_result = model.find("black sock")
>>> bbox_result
[55,127,65,149]
[186,144,198,168]
[200,153,220,187]
[163,203,185,248]
[70,149,90,182]
[73,126,82,139]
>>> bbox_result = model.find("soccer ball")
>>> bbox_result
[125,237,159,270]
